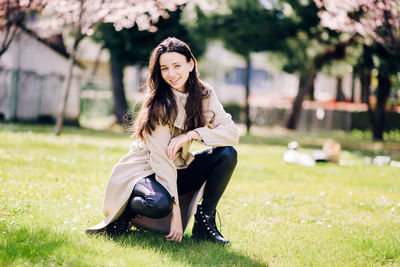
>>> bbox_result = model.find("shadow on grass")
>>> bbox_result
[107,229,268,267]
[1,224,267,266]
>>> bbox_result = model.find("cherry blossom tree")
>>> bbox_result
[314,0,399,53]
[314,0,400,140]
[32,0,188,135]
[0,0,44,57]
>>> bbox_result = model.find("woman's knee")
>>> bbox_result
[129,191,173,219]
[216,146,238,166]
[130,176,173,219]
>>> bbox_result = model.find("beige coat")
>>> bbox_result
[86,84,239,234]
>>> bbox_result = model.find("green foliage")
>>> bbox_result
[278,2,354,76]
[192,0,298,58]
[92,6,207,67]
[1,123,400,266]
[223,102,243,123]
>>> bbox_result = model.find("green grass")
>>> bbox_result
[1,122,400,266]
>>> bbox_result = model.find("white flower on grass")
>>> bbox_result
[360,202,365,206]
[320,191,325,196]
[265,201,270,206]
[10,221,14,225]
[64,221,69,224]
[316,221,323,225]
[349,191,353,196]
[86,204,91,209]
[301,220,306,224]
[243,203,248,207]
[390,207,395,212]
[0,218,5,222]
[46,156,57,162]
[71,227,77,231]
[328,224,332,228]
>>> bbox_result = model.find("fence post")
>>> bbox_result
[8,69,19,121]
[36,73,44,120]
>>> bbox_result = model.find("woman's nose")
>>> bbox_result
[168,69,176,77]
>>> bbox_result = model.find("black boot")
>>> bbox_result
[105,208,134,236]
[192,205,229,245]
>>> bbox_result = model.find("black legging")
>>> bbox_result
[125,146,237,218]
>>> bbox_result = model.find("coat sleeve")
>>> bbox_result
[194,88,239,146]
[145,124,179,205]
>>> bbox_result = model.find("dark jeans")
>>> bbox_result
[125,146,237,218]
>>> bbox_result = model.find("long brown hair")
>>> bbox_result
[134,37,207,140]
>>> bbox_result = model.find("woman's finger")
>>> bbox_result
[172,143,179,157]
[167,145,173,159]
[167,141,175,159]
[167,134,188,159]
[176,234,182,242]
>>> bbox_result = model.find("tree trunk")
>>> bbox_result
[308,82,315,101]
[286,70,317,129]
[360,46,373,104]
[285,36,355,130]
[54,38,80,135]
[54,2,83,136]
[244,55,251,134]
[110,55,129,125]
[350,70,356,102]
[0,24,19,57]
[370,73,391,140]
[335,77,346,101]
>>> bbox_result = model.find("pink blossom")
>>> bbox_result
[33,0,190,36]
[314,0,400,52]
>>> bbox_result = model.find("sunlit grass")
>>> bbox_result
[1,122,400,266]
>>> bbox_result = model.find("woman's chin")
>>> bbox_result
[171,85,185,92]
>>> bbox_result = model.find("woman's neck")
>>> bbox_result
[172,88,188,96]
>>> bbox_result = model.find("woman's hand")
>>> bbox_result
[167,131,201,160]
[165,203,183,242]
[167,133,190,160]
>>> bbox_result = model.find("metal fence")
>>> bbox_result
[80,78,113,120]
[0,68,112,123]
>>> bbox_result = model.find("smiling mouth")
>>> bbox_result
[170,78,180,84]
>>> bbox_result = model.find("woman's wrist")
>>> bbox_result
[185,130,200,142]
[185,132,192,142]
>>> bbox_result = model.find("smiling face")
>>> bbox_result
[159,52,194,93]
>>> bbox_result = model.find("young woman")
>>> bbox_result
[86,37,239,245]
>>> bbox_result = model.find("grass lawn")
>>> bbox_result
[1,122,400,266]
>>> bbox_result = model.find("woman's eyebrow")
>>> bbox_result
[160,62,182,67]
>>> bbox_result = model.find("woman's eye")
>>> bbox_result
[161,68,168,72]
